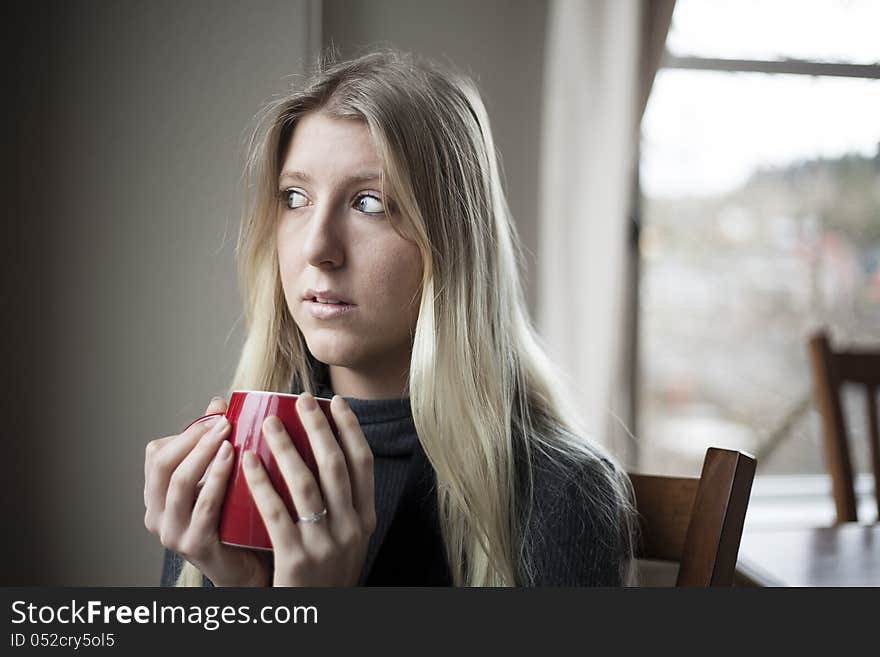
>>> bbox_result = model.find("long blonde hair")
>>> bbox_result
[177,48,636,587]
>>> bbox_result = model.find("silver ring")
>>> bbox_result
[298,508,328,523]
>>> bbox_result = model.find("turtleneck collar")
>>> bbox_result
[344,396,412,425]
[313,382,416,458]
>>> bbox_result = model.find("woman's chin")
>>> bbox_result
[304,337,365,368]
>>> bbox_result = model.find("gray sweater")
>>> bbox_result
[161,394,627,587]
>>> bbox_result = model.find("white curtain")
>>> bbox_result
[538,0,674,463]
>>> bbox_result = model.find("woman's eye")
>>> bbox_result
[354,194,385,215]
[282,189,309,210]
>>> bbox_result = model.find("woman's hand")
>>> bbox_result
[242,392,377,586]
[144,397,271,587]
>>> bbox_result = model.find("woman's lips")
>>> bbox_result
[304,300,356,320]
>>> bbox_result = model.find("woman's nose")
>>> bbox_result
[303,202,345,268]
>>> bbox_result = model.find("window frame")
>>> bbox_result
[631,49,880,518]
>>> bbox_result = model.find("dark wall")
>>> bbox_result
[2,0,314,585]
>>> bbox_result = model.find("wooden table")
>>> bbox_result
[736,523,880,587]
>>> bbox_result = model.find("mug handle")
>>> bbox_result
[184,412,226,433]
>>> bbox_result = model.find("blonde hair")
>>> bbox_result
[176,48,636,587]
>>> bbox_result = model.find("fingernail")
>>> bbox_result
[243,450,258,468]
[300,393,317,411]
[213,416,229,433]
[264,416,284,434]
[219,440,232,458]
[210,396,225,403]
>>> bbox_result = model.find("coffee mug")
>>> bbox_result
[185,390,337,551]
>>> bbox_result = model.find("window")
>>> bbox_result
[637,0,880,511]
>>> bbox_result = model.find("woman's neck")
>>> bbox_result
[328,362,410,400]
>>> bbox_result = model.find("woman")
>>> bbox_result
[144,48,637,587]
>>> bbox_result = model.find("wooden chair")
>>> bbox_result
[808,330,880,524]
[628,447,756,586]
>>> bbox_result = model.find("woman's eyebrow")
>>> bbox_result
[278,170,383,185]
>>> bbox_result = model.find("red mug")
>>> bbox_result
[185,390,337,551]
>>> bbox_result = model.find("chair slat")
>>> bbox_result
[630,474,699,561]
[678,448,756,586]
[835,353,880,385]
[809,332,859,522]
[629,447,756,587]
[867,385,880,518]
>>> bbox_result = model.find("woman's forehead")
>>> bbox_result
[281,113,383,178]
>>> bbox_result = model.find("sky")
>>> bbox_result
[641,0,880,199]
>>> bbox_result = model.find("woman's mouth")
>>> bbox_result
[304,298,356,319]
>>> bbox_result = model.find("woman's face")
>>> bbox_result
[276,112,423,385]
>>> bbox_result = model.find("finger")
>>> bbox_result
[189,439,235,537]
[178,417,231,494]
[262,415,333,523]
[330,395,375,527]
[145,400,227,512]
[165,416,231,511]
[145,432,189,491]
[296,394,353,511]
[145,403,221,478]
[162,418,230,538]
[241,450,299,551]
[196,399,230,490]
[145,416,221,514]
[205,396,228,415]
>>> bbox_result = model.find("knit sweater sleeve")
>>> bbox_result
[524,455,629,587]
[160,548,214,588]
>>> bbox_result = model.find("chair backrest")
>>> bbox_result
[628,447,756,587]
[808,330,880,523]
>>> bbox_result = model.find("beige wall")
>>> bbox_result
[4,0,316,585]
[323,0,549,312]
